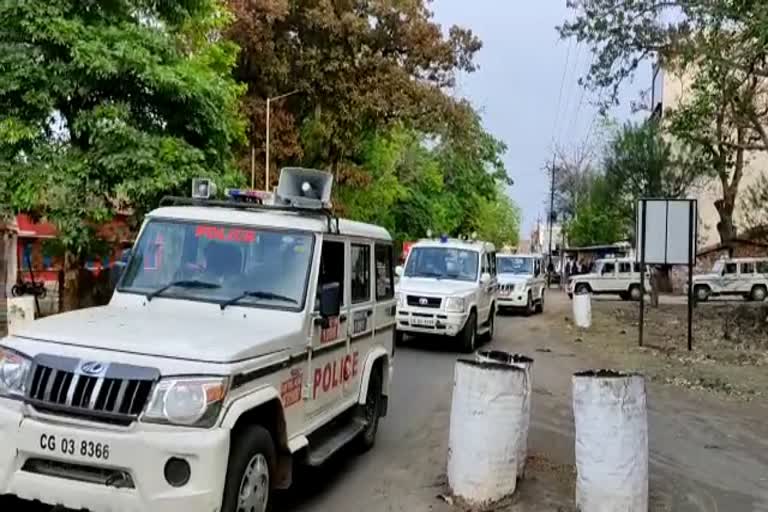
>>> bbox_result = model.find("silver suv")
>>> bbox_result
[692,258,768,302]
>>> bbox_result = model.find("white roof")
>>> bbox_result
[147,206,391,241]
[411,238,495,252]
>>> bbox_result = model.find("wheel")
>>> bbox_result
[575,283,590,295]
[750,285,767,302]
[535,291,545,314]
[459,311,477,353]
[221,426,276,512]
[694,285,711,303]
[619,292,630,301]
[481,307,495,342]
[11,285,22,297]
[355,365,383,452]
[628,285,642,301]
[524,291,535,316]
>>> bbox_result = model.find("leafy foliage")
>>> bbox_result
[559,0,768,243]
[0,0,245,257]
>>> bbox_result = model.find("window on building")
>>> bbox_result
[351,244,371,304]
[317,240,345,308]
[375,244,394,301]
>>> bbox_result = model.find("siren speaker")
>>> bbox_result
[276,167,333,209]
[192,178,217,199]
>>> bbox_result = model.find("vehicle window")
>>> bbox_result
[757,261,768,274]
[317,240,345,308]
[724,263,738,275]
[534,259,541,277]
[375,244,394,300]
[404,247,479,282]
[120,220,313,310]
[481,253,490,274]
[489,252,497,276]
[633,262,641,273]
[740,263,755,274]
[497,257,534,275]
[351,244,371,304]
[619,262,632,273]
[601,262,615,275]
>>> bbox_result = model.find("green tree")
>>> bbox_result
[227,0,483,185]
[0,0,245,309]
[565,174,625,247]
[472,189,521,249]
[559,0,768,243]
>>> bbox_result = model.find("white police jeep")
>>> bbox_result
[394,237,497,352]
[0,168,396,512]
[496,253,546,314]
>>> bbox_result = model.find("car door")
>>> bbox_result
[720,262,739,294]
[618,261,633,291]
[373,243,396,356]
[533,258,544,299]
[307,237,349,419]
[479,251,493,321]
[345,241,375,401]
[595,261,616,292]
[739,262,756,293]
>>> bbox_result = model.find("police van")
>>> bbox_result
[394,236,498,352]
[0,168,396,512]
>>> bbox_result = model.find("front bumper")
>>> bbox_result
[498,290,529,308]
[0,398,229,512]
[396,308,469,337]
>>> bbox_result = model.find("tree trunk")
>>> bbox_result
[61,251,80,312]
[714,196,737,245]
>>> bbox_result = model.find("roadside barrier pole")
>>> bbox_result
[572,370,648,512]
[448,357,528,506]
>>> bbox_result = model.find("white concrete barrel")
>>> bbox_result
[448,357,528,506]
[476,350,534,477]
[572,370,648,512]
[572,291,592,329]
[7,296,36,335]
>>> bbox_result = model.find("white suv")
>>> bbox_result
[0,169,395,512]
[394,238,497,352]
[568,257,649,301]
[692,258,768,302]
[496,253,546,314]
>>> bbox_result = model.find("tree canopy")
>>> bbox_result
[559,0,768,243]
[0,0,246,254]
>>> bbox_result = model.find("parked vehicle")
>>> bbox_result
[692,257,768,302]
[395,237,497,352]
[496,253,546,315]
[567,257,649,301]
[0,168,395,512]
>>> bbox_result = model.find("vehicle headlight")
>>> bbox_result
[445,296,466,313]
[143,377,228,428]
[395,292,404,308]
[0,346,32,399]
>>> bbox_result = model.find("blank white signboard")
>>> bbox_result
[636,199,696,265]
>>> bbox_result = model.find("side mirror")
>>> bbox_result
[395,265,404,277]
[480,272,492,285]
[319,282,341,319]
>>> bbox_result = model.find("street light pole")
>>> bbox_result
[264,90,300,191]
[548,155,556,284]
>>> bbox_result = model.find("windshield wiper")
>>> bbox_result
[146,279,221,301]
[220,290,298,310]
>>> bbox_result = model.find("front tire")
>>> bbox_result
[481,307,495,342]
[356,365,383,452]
[695,285,711,303]
[524,291,535,316]
[629,285,642,301]
[535,291,545,314]
[459,311,477,353]
[221,426,276,512]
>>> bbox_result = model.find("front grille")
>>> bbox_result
[27,355,159,425]
[406,295,442,308]
[499,283,515,293]
[22,458,135,488]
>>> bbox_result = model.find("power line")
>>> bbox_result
[550,38,573,147]
[557,42,583,146]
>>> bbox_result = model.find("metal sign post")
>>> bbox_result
[636,198,697,351]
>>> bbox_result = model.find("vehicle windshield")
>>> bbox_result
[712,260,725,274]
[404,247,479,282]
[119,220,313,310]
[497,257,534,274]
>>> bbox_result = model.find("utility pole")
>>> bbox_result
[548,155,557,286]
[264,90,300,191]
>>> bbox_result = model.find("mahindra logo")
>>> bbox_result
[80,361,105,376]
[419,297,429,306]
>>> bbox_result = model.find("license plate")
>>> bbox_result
[411,317,435,327]
[39,433,111,461]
